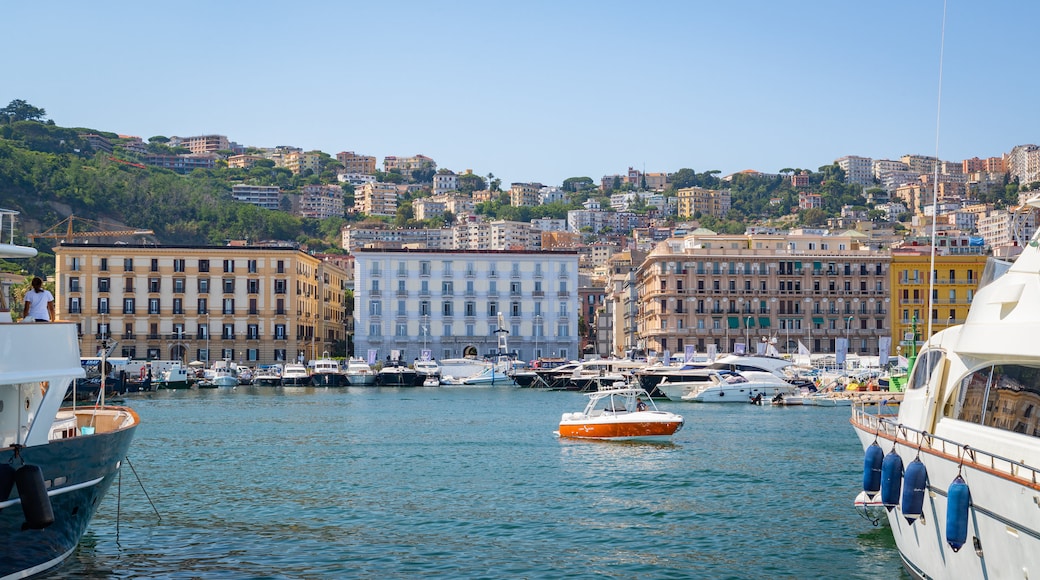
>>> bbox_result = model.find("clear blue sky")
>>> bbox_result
[4,1,1038,187]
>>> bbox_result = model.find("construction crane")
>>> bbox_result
[28,215,154,243]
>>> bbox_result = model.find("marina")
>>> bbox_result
[53,386,903,578]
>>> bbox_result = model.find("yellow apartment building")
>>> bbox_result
[889,248,988,353]
[54,243,349,365]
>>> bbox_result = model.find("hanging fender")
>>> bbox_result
[862,442,884,498]
[901,458,928,525]
[14,464,54,530]
[880,451,904,511]
[946,475,971,552]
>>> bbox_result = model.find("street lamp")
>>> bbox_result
[845,315,854,377]
[206,313,210,364]
[745,316,752,353]
[422,314,429,353]
[534,314,542,359]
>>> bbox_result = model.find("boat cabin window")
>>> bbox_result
[906,349,944,391]
[950,364,1040,437]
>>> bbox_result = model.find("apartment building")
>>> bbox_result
[54,243,350,365]
[232,185,282,210]
[340,225,451,252]
[836,155,874,187]
[889,249,987,352]
[227,154,264,169]
[634,231,891,358]
[352,248,580,362]
[675,186,731,219]
[284,151,322,175]
[336,151,377,174]
[169,134,230,155]
[383,154,436,174]
[433,171,458,195]
[509,182,541,207]
[353,182,399,217]
[299,184,345,220]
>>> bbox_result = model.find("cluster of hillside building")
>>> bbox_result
[54,132,1040,367]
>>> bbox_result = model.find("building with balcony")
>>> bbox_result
[354,182,399,217]
[232,185,282,210]
[336,151,377,174]
[889,248,987,353]
[352,248,580,363]
[54,243,349,365]
[675,186,731,219]
[634,231,892,358]
[298,184,345,219]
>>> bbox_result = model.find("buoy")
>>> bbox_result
[862,442,884,498]
[880,451,904,511]
[901,458,928,525]
[14,464,54,529]
[0,463,15,501]
[946,475,971,552]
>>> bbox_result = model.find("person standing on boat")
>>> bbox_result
[22,276,54,322]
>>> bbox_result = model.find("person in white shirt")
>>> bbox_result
[22,276,55,322]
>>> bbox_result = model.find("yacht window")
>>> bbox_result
[906,349,944,391]
[952,364,1040,437]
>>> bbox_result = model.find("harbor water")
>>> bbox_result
[58,387,905,578]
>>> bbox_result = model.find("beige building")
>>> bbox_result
[675,187,731,219]
[634,231,890,357]
[336,151,377,175]
[54,244,349,365]
[354,182,399,217]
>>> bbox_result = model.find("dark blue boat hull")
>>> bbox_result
[0,416,137,579]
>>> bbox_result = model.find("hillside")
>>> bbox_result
[0,119,345,276]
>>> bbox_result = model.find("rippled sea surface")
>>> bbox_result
[57,386,905,579]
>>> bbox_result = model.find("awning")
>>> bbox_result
[759,317,770,328]
[812,317,824,325]
[813,261,822,270]
[728,317,740,329]
[744,317,755,328]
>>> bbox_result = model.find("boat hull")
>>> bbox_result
[344,373,376,387]
[280,376,310,386]
[558,417,683,441]
[252,377,282,387]
[310,373,348,387]
[684,383,798,403]
[212,376,238,388]
[376,369,418,386]
[0,412,137,580]
[155,379,190,390]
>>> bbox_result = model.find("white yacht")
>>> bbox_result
[344,357,376,387]
[280,363,310,386]
[850,199,1040,578]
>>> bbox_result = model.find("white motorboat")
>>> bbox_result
[413,358,441,385]
[344,357,376,386]
[209,361,239,388]
[252,365,283,387]
[656,369,799,403]
[849,199,1040,578]
[0,208,140,579]
[280,363,310,386]
[156,364,191,389]
[309,353,347,387]
[557,382,684,441]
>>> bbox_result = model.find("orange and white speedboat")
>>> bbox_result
[557,382,684,441]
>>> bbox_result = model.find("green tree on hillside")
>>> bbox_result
[1,100,47,123]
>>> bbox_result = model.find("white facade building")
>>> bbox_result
[231,185,282,210]
[352,248,580,362]
[433,172,458,196]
